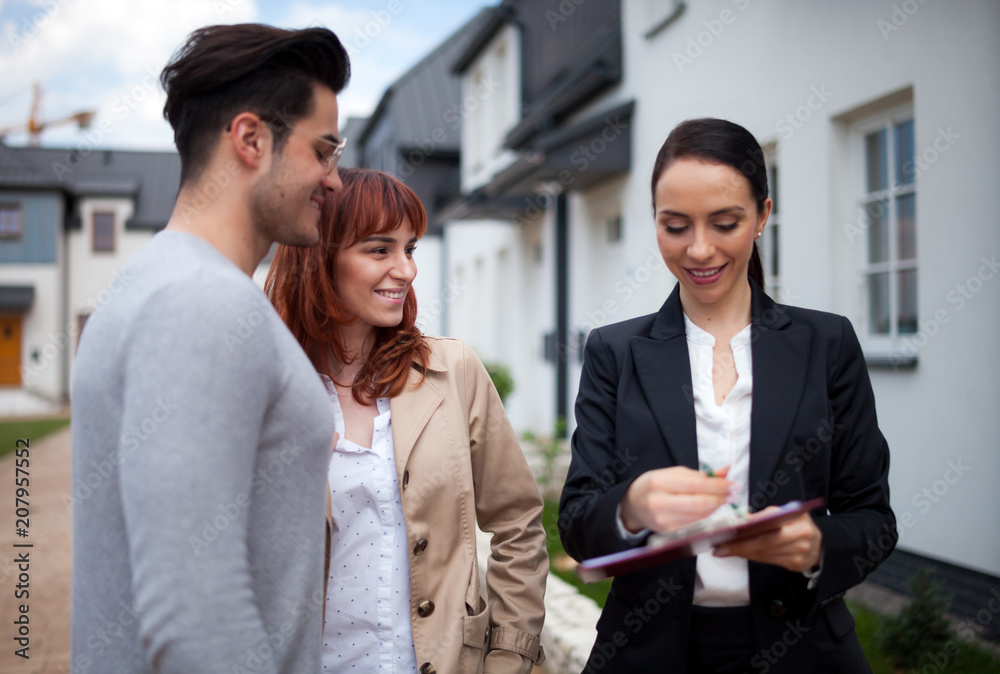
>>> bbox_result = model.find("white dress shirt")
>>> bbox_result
[615,315,822,598]
[684,316,754,606]
[321,383,417,672]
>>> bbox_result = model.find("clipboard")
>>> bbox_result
[576,497,826,583]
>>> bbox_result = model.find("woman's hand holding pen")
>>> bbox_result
[620,466,736,534]
[714,510,823,573]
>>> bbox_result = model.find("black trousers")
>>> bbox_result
[686,606,754,674]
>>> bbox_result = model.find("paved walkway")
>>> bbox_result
[0,390,67,421]
[0,426,72,674]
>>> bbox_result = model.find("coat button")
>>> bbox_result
[419,664,436,674]
[769,599,786,617]
[485,625,492,644]
[402,470,409,488]
[417,600,435,617]
[414,538,428,555]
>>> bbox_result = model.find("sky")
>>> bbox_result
[0,0,493,150]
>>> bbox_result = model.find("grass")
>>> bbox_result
[541,500,1000,673]
[0,416,71,460]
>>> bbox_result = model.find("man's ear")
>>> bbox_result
[228,112,270,170]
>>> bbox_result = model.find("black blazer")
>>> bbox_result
[559,283,896,673]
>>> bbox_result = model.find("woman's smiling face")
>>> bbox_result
[334,219,418,335]
[654,157,770,312]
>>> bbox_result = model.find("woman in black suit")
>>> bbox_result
[559,118,896,673]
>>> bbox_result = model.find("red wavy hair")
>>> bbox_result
[265,167,430,403]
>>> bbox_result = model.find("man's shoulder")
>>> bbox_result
[123,232,268,318]
[84,233,279,359]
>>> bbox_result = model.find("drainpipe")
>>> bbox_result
[60,193,72,404]
[554,192,568,437]
[440,230,450,337]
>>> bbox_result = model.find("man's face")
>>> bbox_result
[250,83,343,247]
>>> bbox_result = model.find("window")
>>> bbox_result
[93,212,115,252]
[607,215,622,243]
[859,114,916,337]
[459,24,521,193]
[761,154,781,300]
[0,203,23,240]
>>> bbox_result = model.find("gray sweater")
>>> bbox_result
[70,231,334,673]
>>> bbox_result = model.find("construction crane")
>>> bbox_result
[0,82,95,146]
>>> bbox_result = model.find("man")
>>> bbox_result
[70,24,349,673]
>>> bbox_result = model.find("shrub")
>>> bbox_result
[484,361,514,404]
[880,568,955,671]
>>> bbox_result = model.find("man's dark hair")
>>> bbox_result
[161,23,350,185]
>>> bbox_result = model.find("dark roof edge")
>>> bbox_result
[451,3,513,75]
[534,100,636,152]
[357,89,395,148]
[359,8,496,147]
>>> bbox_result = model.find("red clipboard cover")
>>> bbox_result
[576,497,826,583]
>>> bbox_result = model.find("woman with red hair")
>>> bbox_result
[266,168,547,674]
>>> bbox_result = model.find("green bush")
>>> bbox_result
[880,568,955,670]
[484,361,514,404]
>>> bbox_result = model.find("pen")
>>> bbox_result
[700,463,740,510]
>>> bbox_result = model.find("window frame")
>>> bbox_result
[851,103,917,352]
[92,211,116,252]
[0,202,24,240]
[761,147,781,301]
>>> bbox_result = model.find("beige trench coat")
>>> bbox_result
[326,336,547,674]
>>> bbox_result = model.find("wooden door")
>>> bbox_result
[0,315,22,386]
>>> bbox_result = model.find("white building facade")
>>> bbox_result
[438,0,1000,618]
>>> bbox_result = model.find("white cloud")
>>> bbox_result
[0,0,258,148]
[0,0,489,149]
